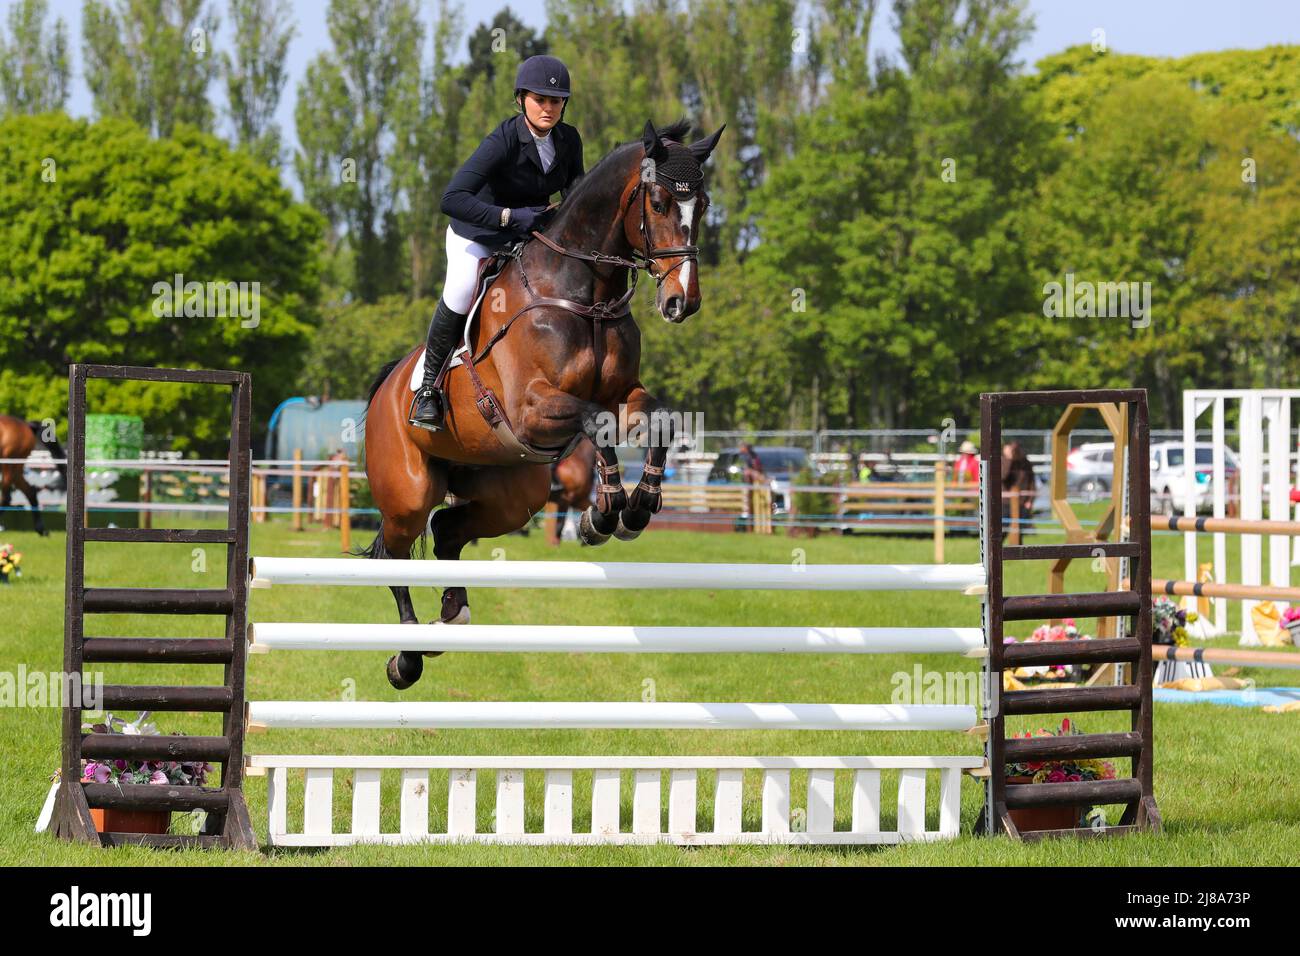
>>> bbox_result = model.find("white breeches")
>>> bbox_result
[441,225,492,314]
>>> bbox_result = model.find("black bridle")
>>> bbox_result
[521,177,708,311]
[626,178,708,286]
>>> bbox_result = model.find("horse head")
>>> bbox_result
[625,120,725,323]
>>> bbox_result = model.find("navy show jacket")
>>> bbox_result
[440,114,586,248]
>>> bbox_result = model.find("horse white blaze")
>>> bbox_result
[676,197,698,295]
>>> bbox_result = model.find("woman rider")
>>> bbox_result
[409,54,586,431]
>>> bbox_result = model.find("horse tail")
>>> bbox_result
[364,359,402,409]
[350,523,429,561]
[352,527,389,560]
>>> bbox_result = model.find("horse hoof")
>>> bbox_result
[386,653,423,690]
[615,508,651,541]
[578,508,611,545]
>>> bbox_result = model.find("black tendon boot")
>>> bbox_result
[409,299,467,431]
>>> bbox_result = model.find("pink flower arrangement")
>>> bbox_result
[1028,618,1079,642]
[50,712,210,788]
[1005,718,1117,783]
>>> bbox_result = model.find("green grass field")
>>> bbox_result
[2,513,1298,866]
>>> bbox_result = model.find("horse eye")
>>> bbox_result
[651,198,668,213]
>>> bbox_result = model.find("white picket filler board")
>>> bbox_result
[250,557,986,593]
[248,755,984,847]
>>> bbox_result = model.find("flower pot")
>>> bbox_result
[88,807,171,835]
[1005,776,1087,833]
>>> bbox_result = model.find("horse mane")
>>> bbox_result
[553,118,695,214]
[655,118,693,144]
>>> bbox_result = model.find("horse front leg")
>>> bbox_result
[613,385,673,541]
[577,438,625,546]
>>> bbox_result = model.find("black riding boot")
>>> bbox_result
[409,299,467,431]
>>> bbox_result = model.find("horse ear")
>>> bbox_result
[688,124,726,164]
[642,120,665,160]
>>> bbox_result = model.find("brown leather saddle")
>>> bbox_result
[430,244,597,464]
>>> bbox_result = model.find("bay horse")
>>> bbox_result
[546,436,598,546]
[0,416,67,536]
[363,119,724,689]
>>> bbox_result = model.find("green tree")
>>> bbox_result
[83,0,221,136]
[0,0,70,114]
[737,0,1046,429]
[295,0,423,303]
[297,296,433,400]
[220,0,295,167]
[544,0,681,159]
[682,0,799,260]
[1032,44,1300,139]
[0,113,324,447]
[463,6,546,91]
[1023,73,1300,423]
[390,1,470,299]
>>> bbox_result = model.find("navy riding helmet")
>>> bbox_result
[516,55,571,118]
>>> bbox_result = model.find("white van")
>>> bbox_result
[1149,442,1240,514]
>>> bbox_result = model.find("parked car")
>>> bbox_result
[1066,442,1115,502]
[707,446,809,512]
[1149,442,1240,514]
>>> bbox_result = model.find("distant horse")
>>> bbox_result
[362,119,723,688]
[0,416,67,536]
[546,436,598,546]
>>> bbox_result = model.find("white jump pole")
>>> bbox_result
[247,700,980,732]
[250,557,986,593]
[250,622,988,656]
[1241,392,1263,644]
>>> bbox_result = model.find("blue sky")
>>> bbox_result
[34,0,1300,171]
